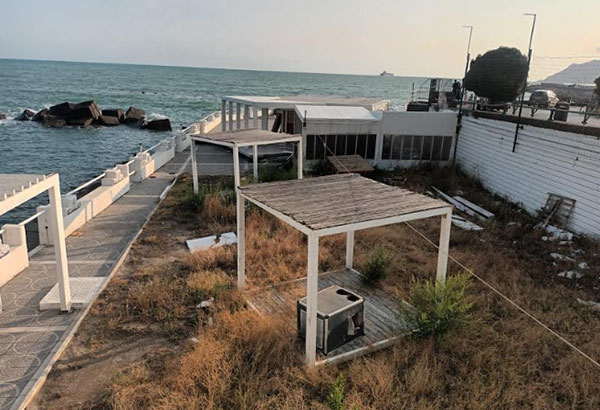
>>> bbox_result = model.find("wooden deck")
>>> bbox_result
[327,155,374,174]
[246,268,411,365]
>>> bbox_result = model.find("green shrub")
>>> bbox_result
[401,273,473,340]
[326,373,346,410]
[258,165,298,182]
[361,247,388,285]
[185,179,234,212]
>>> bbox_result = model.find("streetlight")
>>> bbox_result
[453,25,473,165]
[512,13,537,152]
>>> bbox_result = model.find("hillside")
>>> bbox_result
[542,59,600,85]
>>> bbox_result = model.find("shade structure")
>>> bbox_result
[237,174,453,366]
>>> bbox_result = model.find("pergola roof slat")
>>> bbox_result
[191,128,301,147]
[239,174,451,232]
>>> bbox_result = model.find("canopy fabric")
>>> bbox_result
[294,105,379,122]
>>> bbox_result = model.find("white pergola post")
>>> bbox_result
[261,108,269,130]
[253,106,259,128]
[233,144,245,288]
[221,99,227,132]
[236,103,241,130]
[345,231,354,269]
[228,101,234,131]
[305,233,319,367]
[297,137,303,179]
[436,209,452,284]
[252,144,259,180]
[244,105,250,129]
[48,181,71,312]
[191,139,199,194]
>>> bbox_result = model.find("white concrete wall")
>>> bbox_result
[456,116,600,236]
[380,111,457,135]
[0,225,29,286]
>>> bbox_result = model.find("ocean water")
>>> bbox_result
[0,58,427,223]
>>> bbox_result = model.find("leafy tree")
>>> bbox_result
[464,47,529,102]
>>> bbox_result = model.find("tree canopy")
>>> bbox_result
[464,47,529,102]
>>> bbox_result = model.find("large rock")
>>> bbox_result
[16,109,35,121]
[71,101,101,120]
[125,107,146,123]
[68,117,94,127]
[143,118,172,131]
[102,109,125,123]
[0,112,6,120]
[44,115,66,128]
[99,115,120,126]
[32,108,49,122]
[48,102,76,117]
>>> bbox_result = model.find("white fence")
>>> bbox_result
[456,116,600,236]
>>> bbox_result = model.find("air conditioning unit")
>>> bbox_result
[297,285,364,355]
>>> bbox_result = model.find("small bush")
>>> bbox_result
[361,247,388,285]
[401,273,473,340]
[326,373,346,410]
[258,165,298,182]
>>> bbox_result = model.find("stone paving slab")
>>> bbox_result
[0,149,191,410]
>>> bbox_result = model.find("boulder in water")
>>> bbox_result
[44,115,66,128]
[71,100,101,120]
[48,102,76,117]
[99,115,120,126]
[125,107,146,123]
[32,108,49,122]
[68,117,94,127]
[143,118,172,131]
[102,109,125,123]
[16,109,35,121]
[0,112,6,120]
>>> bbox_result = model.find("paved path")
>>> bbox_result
[0,150,190,410]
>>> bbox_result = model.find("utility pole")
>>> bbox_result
[512,13,537,152]
[453,25,473,165]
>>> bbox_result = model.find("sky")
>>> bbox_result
[1,0,599,78]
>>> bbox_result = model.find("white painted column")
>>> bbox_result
[253,144,259,180]
[232,144,241,192]
[236,103,241,130]
[48,181,71,312]
[253,106,258,128]
[436,210,452,284]
[345,231,354,269]
[261,108,269,130]
[297,139,303,179]
[221,99,227,132]
[244,105,250,129]
[228,101,234,131]
[305,233,319,367]
[191,140,199,194]
[237,191,245,288]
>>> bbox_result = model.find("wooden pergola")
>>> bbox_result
[0,174,71,311]
[238,173,453,367]
[189,129,303,194]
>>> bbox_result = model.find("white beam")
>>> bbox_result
[253,106,258,128]
[305,233,319,367]
[228,101,234,131]
[232,144,241,191]
[237,191,245,288]
[236,103,241,130]
[345,231,354,269]
[253,144,259,181]
[297,138,303,179]
[221,99,227,132]
[190,140,199,194]
[0,174,53,215]
[261,108,269,130]
[244,105,250,129]
[436,210,452,284]
[48,179,71,312]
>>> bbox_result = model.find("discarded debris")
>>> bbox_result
[431,187,495,221]
[550,253,575,262]
[558,270,583,279]
[197,297,215,309]
[453,196,495,219]
[431,187,477,218]
[578,262,589,270]
[186,232,237,252]
[539,224,574,241]
[451,215,484,231]
[576,298,600,312]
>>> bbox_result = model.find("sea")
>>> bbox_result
[0,58,430,224]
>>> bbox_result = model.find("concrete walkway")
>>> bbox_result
[0,150,190,410]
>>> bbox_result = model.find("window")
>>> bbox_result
[381,135,453,161]
[305,134,377,160]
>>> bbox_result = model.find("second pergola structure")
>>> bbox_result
[238,173,453,367]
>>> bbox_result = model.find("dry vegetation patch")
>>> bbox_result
[35,170,600,409]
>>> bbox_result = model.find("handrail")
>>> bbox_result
[18,209,47,226]
[142,142,162,154]
[66,173,106,196]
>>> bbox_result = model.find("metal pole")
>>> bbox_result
[453,25,473,165]
[512,13,537,153]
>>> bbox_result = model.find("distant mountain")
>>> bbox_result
[542,59,600,85]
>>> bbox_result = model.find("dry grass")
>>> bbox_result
[36,171,600,409]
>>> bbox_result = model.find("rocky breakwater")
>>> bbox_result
[15,101,172,131]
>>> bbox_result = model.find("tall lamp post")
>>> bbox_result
[512,13,537,152]
[453,25,473,165]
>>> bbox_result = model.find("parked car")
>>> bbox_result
[529,90,559,108]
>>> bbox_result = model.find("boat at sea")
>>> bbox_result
[380,71,394,76]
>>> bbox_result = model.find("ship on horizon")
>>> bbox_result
[380,71,394,77]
